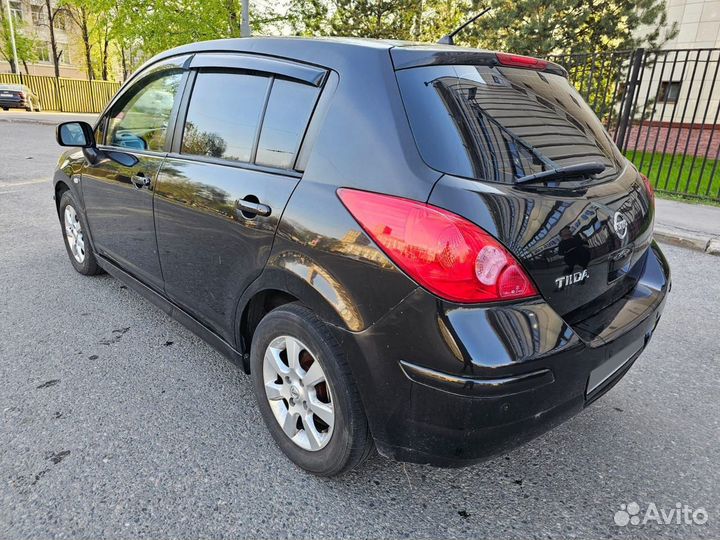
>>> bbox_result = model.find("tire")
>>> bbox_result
[58,190,102,275]
[2,107,8,111]
[250,303,373,476]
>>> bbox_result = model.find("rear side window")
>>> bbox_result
[396,65,623,184]
[182,71,270,162]
[180,70,319,170]
[255,79,319,169]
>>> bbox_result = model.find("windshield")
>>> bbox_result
[396,65,624,184]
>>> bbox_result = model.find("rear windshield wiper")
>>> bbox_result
[515,162,606,185]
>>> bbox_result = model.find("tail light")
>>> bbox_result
[337,189,538,303]
[496,53,548,71]
[640,173,654,202]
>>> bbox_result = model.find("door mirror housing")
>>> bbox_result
[56,121,95,148]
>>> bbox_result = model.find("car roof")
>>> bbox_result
[0,84,27,91]
[145,36,567,77]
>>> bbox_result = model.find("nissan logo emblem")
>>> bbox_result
[613,212,628,239]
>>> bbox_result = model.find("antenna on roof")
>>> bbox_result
[437,7,491,45]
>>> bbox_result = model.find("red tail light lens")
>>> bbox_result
[640,173,654,202]
[337,189,538,303]
[496,52,548,71]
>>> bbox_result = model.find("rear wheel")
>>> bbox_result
[250,303,373,476]
[59,190,102,275]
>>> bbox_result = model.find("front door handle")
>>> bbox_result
[236,198,272,218]
[130,173,151,189]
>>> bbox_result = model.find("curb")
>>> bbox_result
[0,117,59,126]
[655,226,720,256]
[0,115,96,127]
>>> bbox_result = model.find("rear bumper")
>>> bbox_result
[0,99,27,109]
[337,241,670,466]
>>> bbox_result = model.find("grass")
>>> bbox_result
[623,150,719,203]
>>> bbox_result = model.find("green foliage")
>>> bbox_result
[328,0,418,39]
[0,14,39,73]
[463,0,678,56]
[282,0,677,56]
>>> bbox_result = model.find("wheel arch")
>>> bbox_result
[54,180,71,218]
[235,259,366,372]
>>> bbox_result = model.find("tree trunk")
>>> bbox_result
[81,10,94,80]
[120,44,128,80]
[45,0,60,78]
[101,30,109,80]
[225,0,240,36]
[414,0,423,40]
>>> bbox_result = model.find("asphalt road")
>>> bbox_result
[1,120,719,540]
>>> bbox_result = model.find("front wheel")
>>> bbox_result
[58,190,102,275]
[250,303,373,476]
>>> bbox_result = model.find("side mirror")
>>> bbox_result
[56,121,95,148]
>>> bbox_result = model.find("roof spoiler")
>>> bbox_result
[390,48,568,78]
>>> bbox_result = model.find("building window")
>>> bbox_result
[31,5,47,26]
[59,45,71,64]
[54,11,66,31]
[9,1,22,21]
[658,81,681,103]
[35,42,50,63]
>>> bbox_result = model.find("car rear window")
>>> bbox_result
[395,65,624,184]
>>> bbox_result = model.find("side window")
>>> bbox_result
[255,79,319,169]
[94,117,106,146]
[181,71,270,162]
[107,71,183,152]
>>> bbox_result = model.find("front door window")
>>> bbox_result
[107,72,183,152]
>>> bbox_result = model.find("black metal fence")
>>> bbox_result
[547,48,720,201]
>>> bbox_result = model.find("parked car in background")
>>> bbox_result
[0,84,42,111]
[52,37,669,477]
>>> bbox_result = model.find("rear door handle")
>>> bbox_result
[130,173,151,189]
[236,199,272,218]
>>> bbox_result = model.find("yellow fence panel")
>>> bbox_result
[0,73,121,113]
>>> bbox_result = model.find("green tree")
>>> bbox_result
[0,14,39,74]
[281,0,676,56]
[329,0,418,39]
[462,0,677,56]
[61,0,97,79]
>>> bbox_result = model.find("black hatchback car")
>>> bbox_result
[53,37,669,476]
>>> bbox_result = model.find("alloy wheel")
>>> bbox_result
[64,204,86,263]
[262,335,334,451]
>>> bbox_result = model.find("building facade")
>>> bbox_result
[664,0,720,49]
[1,0,86,78]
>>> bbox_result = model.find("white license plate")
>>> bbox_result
[587,340,643,395]
[0,93,13,98]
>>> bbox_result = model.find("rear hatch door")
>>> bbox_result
[393,54,654,335]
